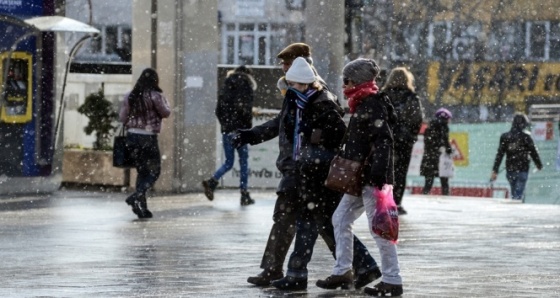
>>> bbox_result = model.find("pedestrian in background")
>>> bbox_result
[119,68,171,219]
[420,108,453,195]
[317,58,403,296]
[233,43,378,289]
[382,67,424,215]
[490,113,542,200]
[202,65,256,206]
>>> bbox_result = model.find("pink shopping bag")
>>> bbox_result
[371,185,399,243]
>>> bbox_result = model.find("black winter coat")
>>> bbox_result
[215,72,255,133]
[340,93,396,187]
[420,117,452,177]
[246,87,341,194]
[384,88,424,146]
[285,89,346,175]
[492,128,542,173]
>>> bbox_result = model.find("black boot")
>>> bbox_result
[125,193,140,216]
[134,196,153,219]
[364,281,403,296]
[247,269,283,286]
[355,266,382,289]
[271,275,307,290]
[202,178,218,201]
[316,270,353,290]
[240,190,255,206]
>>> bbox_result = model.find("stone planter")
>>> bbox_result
[62,149,129,186]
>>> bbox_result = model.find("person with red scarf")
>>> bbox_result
[316,58,404,296]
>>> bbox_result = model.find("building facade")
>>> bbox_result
[357,0,560,121]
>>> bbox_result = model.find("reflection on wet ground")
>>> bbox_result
[1,190,559,297]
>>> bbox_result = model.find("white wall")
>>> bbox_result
[63,73,132,148]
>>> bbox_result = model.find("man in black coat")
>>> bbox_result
[491,113,542,200]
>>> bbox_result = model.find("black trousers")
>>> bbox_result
[259,173,377,274]
[423,176,450,195]
[393,141,415,206]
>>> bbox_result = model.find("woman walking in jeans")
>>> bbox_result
[119,68,171,218]
[316,58,403,296]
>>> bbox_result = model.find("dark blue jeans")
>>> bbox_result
[212,133,249,190]
[506,171,529,200]
[127,133,161,198]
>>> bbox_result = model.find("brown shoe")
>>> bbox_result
[316,270,353,290]
[247,269,283,286]
[364,281,403,296]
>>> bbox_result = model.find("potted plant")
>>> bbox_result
[62,86,129,186]
[77,87,118,150]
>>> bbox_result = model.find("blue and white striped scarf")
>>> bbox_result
[288,87,317,160]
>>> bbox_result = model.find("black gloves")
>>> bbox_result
[370,175,385,190]
[231,129,253,148]
[446,147,453,155]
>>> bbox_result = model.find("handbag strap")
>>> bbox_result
[119,118,129,137]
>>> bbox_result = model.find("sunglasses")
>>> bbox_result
[343,78,350,85]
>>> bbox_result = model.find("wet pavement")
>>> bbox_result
[1,189,559,297]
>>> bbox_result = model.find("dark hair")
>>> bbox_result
[128,68,162,121]
[235,65,252,75]
[512,113,529,130]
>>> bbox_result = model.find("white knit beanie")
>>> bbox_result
[285,57,315,84]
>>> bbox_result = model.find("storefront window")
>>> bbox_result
[221,22,290,66]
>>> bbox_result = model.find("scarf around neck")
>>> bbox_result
[344,81,379,114]
[287,87,317,160]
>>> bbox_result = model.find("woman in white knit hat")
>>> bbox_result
[269,57,349,290]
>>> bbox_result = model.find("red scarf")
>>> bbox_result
[344,81,379,114]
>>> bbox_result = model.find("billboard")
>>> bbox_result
[427,62,560,108]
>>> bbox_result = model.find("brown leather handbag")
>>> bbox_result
[324,155,364,196]
[324,127,375,196]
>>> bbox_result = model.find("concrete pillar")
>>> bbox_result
[305,1,345,98]
[132,0,218,192]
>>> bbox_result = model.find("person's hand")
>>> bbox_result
[231,129,253,148]
[446,147,453,155]
[490,171,497,182]
[371,175,385,190]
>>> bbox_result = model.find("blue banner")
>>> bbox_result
[0,0,43,17]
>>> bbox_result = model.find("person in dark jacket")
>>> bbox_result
[233,45,379,289]
[316,58,403,296]
[202,66,256,206]
[269,57,371,290]
[382,67,424,215]
[490,113,543,200]
[420,108,453,195]
[119,68,171,219]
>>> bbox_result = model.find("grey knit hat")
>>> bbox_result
[342,58,380,85]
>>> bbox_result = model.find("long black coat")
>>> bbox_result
[286,88,347,217]
[384,88,424,146]
[215,72,255,133]
[340,93,396,186]
[420,117,452,177]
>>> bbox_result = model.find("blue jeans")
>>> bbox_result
[506,171,529,200]
[127,133,161,197]
[213,133,249,191]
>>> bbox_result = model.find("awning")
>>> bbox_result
[24,16,99,34]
